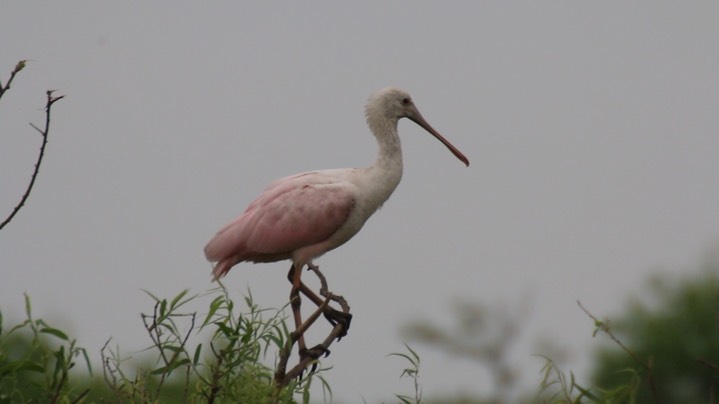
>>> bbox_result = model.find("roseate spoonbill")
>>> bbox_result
[204,87,468,280]
[204,87,468,357]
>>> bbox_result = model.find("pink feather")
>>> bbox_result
[204,171,355,279]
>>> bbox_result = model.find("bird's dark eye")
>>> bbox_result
[401,97,411,105]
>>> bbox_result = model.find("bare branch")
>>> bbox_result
[0,60,27,101]
[1,90,64,230]
[578,300,658,403]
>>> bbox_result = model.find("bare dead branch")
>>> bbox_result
[0,60,27,100]
[1,89,64,230]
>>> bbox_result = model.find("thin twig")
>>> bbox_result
[0,60,26,100]
[205,342,224,404]
[156,312,195,395]
[1,90,64,230]
[50,367,67,404]
[183,355,192,401]
[69,389,90,404]
[100,339,116,389]
[100,338,129,401]
[141,302,197,398]
[577,300,658,403]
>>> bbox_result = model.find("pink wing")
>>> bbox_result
[204,172,356,277]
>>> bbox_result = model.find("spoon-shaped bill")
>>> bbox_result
[408,112,469,167]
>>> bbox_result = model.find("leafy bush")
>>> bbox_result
[0,294,91,403]
[1,287,332,404]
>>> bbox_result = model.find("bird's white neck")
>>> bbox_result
[370,115,403,167]
[360,115,404,211]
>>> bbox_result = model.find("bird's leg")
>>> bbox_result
[288,264,308,356]
[275,263,354,386]
[296,300,333,364]
[285,264,334,367]
[288,266,323,306]
[306,263,352,339]
[286,264,352,334]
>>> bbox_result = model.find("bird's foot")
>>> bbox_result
[323,307,352,340]
[299,343,330,374]
[301,343,330,360]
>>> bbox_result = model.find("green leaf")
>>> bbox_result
[23,293,32,321]
[241,323,254,343]
[40,327,69,341]
[388,352,413,362]
[53,347,66,377]
[215,322,234,337]
[142,289,161,302]
[150,365,168,375]
[170,289,189,310]
[202,295,225,328]
[193,343,202,365]
[161,344,183,353]
[396,394,412,404]
[404,343,420,364]
[15,60,27,73]
[168,358,191,372]
[79,347,93,376]
[159,299,167,317]
[18,362,45,373]
[151,358,191,375]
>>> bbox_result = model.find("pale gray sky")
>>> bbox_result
[2,2,718,402]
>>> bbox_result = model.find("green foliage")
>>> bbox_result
[1,287,332,403]
[102,285,329,403]
[0,293,92,403]
[536,265,719,404]
[389,343,422,404]
[8,267,717,403]
[399,263,719,403]
[590,268,719,403]
[535,355,639,404]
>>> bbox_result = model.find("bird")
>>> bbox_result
[203,87,468,282]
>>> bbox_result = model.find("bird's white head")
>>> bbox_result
[365,87,417,120]
[365,87,469,166]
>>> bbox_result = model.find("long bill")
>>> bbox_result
[408,112,470,167]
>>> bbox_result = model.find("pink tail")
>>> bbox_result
[211,257,237,280]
